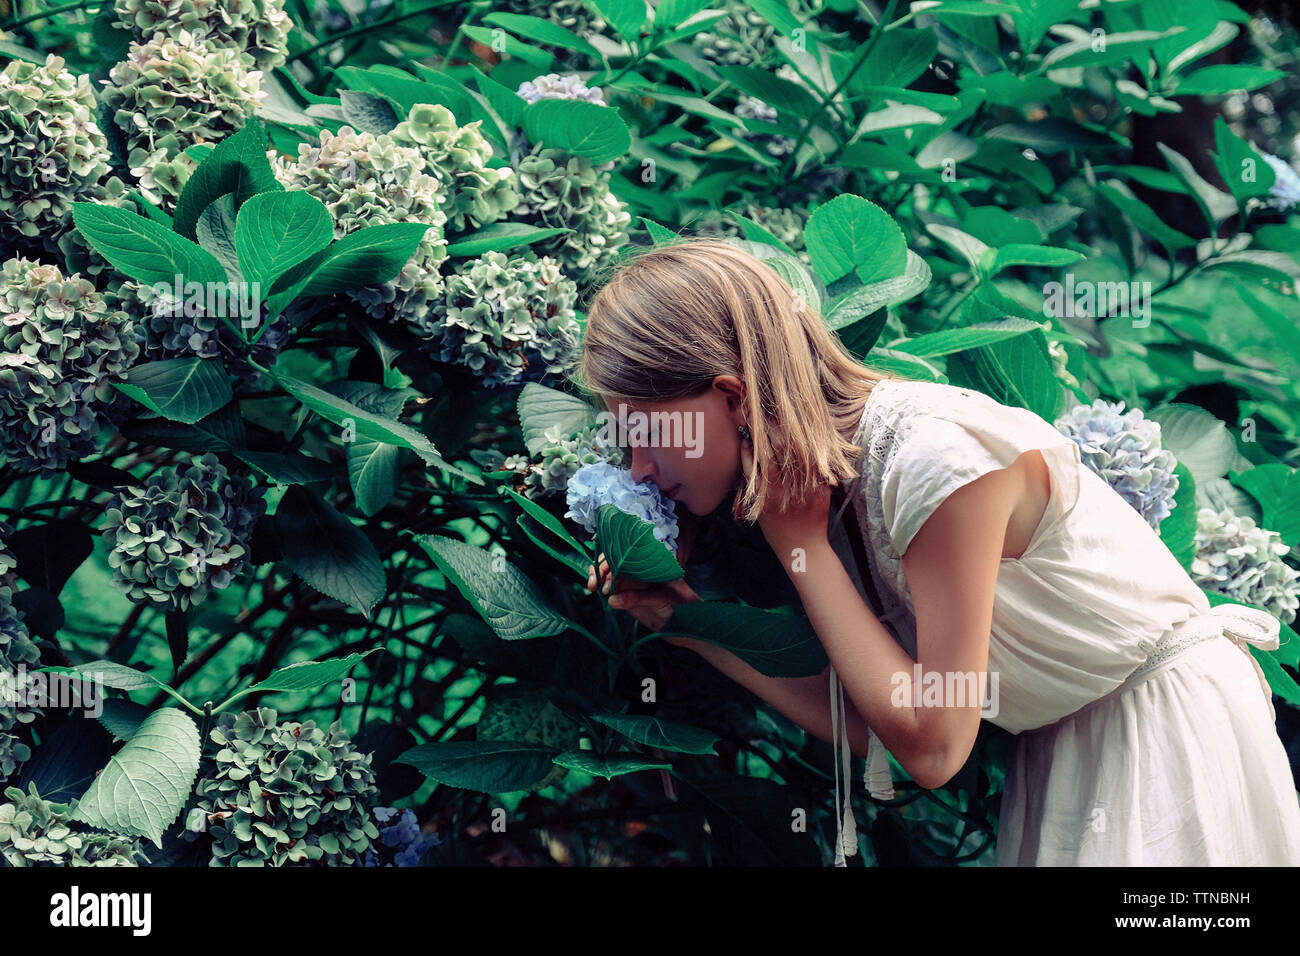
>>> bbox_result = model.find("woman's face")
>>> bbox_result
[601,375,748,517]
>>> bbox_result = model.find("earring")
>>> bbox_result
[737,424,751,442]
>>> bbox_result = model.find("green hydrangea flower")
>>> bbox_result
[512,142,631,287]
[391,103,520,234]
[0,257,140,475]
[692,0,779,66]
[473,422,624,498]
[192,707,380,866]
[101,453,265,613]
[0,784,148,866]
[424,251,581,388]
[0,55,114,258]
[101,29,265,210]
[112,0,293,72]
[1191,506,1300,626]
[690,203,810,263]
[0,522,41,785]
[270,124,450,336]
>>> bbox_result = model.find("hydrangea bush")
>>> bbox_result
[0,0,1296,872]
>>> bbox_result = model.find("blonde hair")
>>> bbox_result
[573,236,899,523]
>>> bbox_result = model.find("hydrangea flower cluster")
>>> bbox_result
[565,459,679,554]
[690,203,810,263]
[192,706,381,866]
[1191,506,1300,626]
[1053,398,1179,530]
[363,807,440,866]
[112,0,293,72]
[1262,152,1300,211]
[422,251,582,388]
[0,522,41,785]
[692,0,779,66]
[476,690,581,791]
[101,29,266,210]
[270,124,451,336]
[0,56,114,257]
[473,421,625,497]
[101,453,265,613]
[517,73,606,106]
[390,103,520,234]
[0,784,148,866]
[512,143,631,287]
[0,257,140,475]
[733,94,797,158]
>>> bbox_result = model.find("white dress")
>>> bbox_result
[822,376,1300,866]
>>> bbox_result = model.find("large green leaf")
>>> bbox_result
[234,190,334,289]
[516,382,599,455]
[551,751,671,779]
[520,98,631,164]
[596,504,683,584]
[270,369,474,480]
[1159,460,1198,569]
[300,222,434,296]
[1212,116,1275,204]
[824,251,932,330]
[327,381,412,517]
[413,534,573,640]
[70,708,201,848]
[805,194,907,286]
[274,485,386,618]
[111,357,233,424]
[657,602,829,677]
[173,117,283,241]
[70,202,228,287]
[894,318,1042,358]
[228,648,381,700]
[590,714,719,754]
[1146,403,1246,486]
[395,740,561,793]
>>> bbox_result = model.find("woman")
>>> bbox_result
[576,237,1300,866]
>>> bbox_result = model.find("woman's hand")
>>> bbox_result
[586,553,701,640]
[739,434,831,557]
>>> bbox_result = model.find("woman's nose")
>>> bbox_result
[628,445,657,485]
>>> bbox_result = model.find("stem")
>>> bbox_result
[6,0,102,29]
[287,0,462,63]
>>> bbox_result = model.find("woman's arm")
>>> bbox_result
[783,462,1020,789]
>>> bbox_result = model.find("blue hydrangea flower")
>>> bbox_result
[362,807,440,867]
[1054,398,1179,530]
[1263,152,1300,211]
[565,460,679,554]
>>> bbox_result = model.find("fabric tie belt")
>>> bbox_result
[826,600,1283,867]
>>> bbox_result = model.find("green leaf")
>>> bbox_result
[395,740,561,793]
[824,251,932,330]
[656,602,829,677]
[946,327,1063,421]
[520,98,631,165]
[232,449,334,485]
[338,89,400,134]
[70,203,228,287]
[269,369,473,479]
[38,661,165,693]
[173,117,282,241]
[241,648,380,695]
[1097,180,1198,254]
[1144,403,1239,485]
[120,400,247,453]
[111,357,233,424]
[300,222,433,296]
[1156,142,1236,230]
[805,194,907,285]
[895,318,1042,358]
[444,221,571,258]
[413,534,573,640]
[273,485,386,618]
[234,190,334,290]
[1159,461,1198,569]
[516,382,599,456]
[70,708,200,848]
[1173,64,1284,95]
[1212,116,1275,203]
[1200,250,1300,283]
[196,194,242,282]
[503,487,590,559]
[551,751,671,779]
[590,714,719,754]
[481,12,602,57]
[639,216,683,245]
[587,0,647,40]
[596,504,682,584]
[987,243,1086,276]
